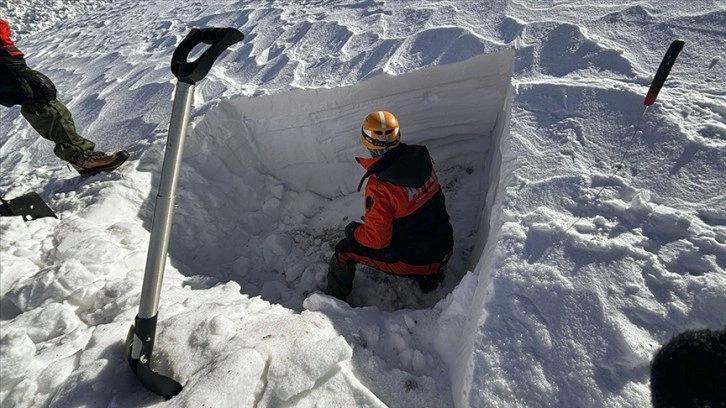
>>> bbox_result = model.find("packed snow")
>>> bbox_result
[1,1,725,407]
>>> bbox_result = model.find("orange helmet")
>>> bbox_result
[361,111,400,155]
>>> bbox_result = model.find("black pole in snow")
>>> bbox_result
[644,40,685,106]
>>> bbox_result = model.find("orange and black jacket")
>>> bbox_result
[0,18,56,107]
[351,143,454,266]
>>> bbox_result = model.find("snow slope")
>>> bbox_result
[1,1,725,407]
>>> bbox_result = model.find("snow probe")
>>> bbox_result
[126,26,244,399]
[0,192,57,221]
[644,39,685,106]
[562,39,685,237]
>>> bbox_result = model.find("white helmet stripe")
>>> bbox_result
[378,111,386,129]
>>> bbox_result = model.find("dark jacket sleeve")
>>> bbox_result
[0,58,57,107]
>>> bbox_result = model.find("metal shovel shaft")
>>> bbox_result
[139,81,195,319]
[126,27,243,400]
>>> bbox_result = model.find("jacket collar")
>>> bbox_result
[354,144,409,191]
[355,155,382,170]
[355,156,381,191]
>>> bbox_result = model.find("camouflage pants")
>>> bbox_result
[21,99,95,163]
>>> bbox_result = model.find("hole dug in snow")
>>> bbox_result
[166,50,514,311]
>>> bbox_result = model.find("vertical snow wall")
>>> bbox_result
[181,50,515,403]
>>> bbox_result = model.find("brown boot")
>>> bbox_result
[72,151,130,177]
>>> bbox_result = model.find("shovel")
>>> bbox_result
[125,26,244,399]
[0,192,57,221]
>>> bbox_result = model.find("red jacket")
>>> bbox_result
[351,143,454,266]
[0,19,24,57]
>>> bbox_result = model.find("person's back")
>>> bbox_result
[325,111,454,301]
[355,142,453,266]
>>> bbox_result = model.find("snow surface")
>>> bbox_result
[1,1,725,407]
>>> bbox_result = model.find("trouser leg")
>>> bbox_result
[21,99,95,163]
[325,253,356,301]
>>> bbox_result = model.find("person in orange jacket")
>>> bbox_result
[325,111,454,301]
[0,18,128,176]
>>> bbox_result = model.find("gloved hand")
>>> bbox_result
[345,221,362,241]
[0,63,56,106]
[0,49,28,77]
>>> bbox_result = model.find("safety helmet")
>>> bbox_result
[361,111,400,156]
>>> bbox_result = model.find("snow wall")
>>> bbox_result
[453,71,515,407]
[179,49,513,269]
[176,49,514,401]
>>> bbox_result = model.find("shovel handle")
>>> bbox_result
[171,27,244,84]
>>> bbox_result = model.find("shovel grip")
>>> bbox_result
[171,27,244,84]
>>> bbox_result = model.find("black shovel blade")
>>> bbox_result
[0,192,57,221]
[137,359,183,399]
[126,323,183,399]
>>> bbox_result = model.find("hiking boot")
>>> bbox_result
[72,150,130,177]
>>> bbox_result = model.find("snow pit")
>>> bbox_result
[158,50,514,311]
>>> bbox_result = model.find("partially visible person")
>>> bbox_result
[650,327,726,408]
[0,18,128,176]
[325,110,454,302]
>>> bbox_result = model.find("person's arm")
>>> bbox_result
[352,178,394,249]
[0,21,56,106]
[0,19,32,106]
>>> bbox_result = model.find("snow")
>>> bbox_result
[1,1,725,407]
